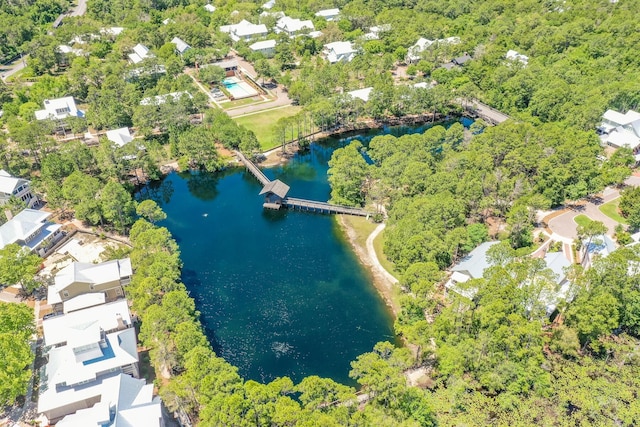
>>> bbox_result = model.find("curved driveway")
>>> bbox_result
[548,175,640,239]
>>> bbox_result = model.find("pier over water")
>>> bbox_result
[235,150,371,217]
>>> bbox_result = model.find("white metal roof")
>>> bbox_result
[347,87,373,102]
[171,37,190,53]
[452,241,500,279]
[249,39,277,51]
[43,299,132,347]
[0,170,29,195]
[0,208,51,249]
[106,127,133,147]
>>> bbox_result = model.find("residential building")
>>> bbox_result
[452,52,472,66]
[106,127,133,148]
[0,208,62,255]
[323,41,357,63]
[505,49,529,65]
[38,300,144,424]
[205,59,238,76]
[540,250,573,313]
[57,44,84,57]
[220,20,268,42]
[406,36,461,63]
[262,0,275,9]
[275,16,315,37]
[406,38,434,63]
[139,91,192,106]
[600,109,640,159]
[162,18,174,25]
[249,39,277,57]
[581,234,617,268]
[0,169,38,208]
[100,27,125,36]
[315,8,340,21]
[47,258,133,311]
[444,241,500,299]
[171,36,191,54]
[363,24,391,40]
[204,3,216,12]
[128,43,153,64]
[347,87,373,102]
[34,96,85,121]
[53,373,163,427]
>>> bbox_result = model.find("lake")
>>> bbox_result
[141,119,470,385]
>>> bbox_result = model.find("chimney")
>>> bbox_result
[4,209,13,221]
[116,313,126,330]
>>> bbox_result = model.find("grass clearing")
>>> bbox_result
[574,214,593,227]
[222,97,262,109]
[599,199,628,224]
[234,106,302,151]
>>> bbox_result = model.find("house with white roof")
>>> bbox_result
[600,109,640,159]
[57,44,84,57]
[347,87,373,102]
[47,258,132,311]
[39,300,142,422]
[162,18,174,25]
[315,8,340,21]
[406,38,434,63]
[0,208,62,256]
[505,49,529,65]
[220,20,268,42]
[363,24,390,40]
[106,127,134,148]
[100,27,124,37]
[140,91,192,106]
[171,36,190,54]
[204,3,216,12]
[262,0,276,9]
[581,234,617,268]
[53,373,162,427]
[444,241,500,299]
[249,39,277,57]
[0,170,38,208]
[323,41,358,63]
[275,16,315,37]
[406,36,461,63]
[540,250,573,314]
[34,96,84,121]
[128,43,154,64]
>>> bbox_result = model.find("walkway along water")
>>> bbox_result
[235,150,372,217]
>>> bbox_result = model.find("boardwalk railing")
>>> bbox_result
[235,151,372,217]
[284,197,370,217]
[235,150,270,185]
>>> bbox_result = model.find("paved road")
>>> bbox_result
[69,0,88,16]
[548,175,640,239]
[1,56,27,81]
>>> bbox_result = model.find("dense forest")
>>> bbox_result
[1,0,640,424]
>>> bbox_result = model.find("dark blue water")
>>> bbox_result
[141,119,469,385]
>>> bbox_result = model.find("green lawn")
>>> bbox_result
[574,214,593,227]
[222,97,262,109]
[599,199,628,225]
[234,106,302,151]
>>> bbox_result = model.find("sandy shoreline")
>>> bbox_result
[337,216,401,317]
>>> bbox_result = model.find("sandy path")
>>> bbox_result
[338,217,400,316]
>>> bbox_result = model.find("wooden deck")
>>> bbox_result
[235,150,270,185]
[235,150,371,217]
[283,198,370,217]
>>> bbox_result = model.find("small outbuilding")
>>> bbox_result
[260,179,290,209]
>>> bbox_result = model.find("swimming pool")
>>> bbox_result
[223,76,259,99]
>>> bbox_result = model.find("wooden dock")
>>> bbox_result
[234,150,371,217]
[282,198,370,217]
[235,150,270,185]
